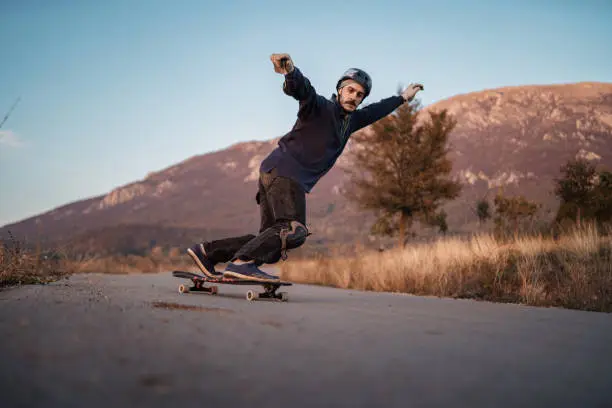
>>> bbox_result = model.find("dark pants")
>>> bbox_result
[202,168,307,265]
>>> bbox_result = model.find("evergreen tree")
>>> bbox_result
[493,191,540,237]
[476,198,491,226]
[554,158,612,227]
[554,158,598,225]
[343,101,462,247]
[593,171,612,225]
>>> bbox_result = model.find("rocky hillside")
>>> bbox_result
[2,82,611,255]
[430,81,612,226]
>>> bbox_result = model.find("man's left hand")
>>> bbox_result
[401,83,424,102]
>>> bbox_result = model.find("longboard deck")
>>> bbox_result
[172,270,292,302]
[172,270,292,286]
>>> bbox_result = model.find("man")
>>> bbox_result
[187,53,423,282]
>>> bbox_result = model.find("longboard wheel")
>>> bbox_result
[246,290,258,302]
[178,284,189,294]
[280,292,289,302]
[210,286,219,295]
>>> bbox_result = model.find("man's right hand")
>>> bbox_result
[270,53,294,75]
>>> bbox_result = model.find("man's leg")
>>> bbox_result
[233,169,307,263]
[187,235,255,278]
[223,169,309,281]
[257,174,276,233]
[186,177,272,277]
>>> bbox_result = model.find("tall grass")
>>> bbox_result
[75,254,194,274]
[4,224,611,312]
[0,231,76,287]
[1,231,195,286]
[280,224,612,312]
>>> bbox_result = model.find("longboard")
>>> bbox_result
[172,270,292,302]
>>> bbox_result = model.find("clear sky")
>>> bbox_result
[1,0,611,227]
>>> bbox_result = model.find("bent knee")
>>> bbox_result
[281,221,309,250]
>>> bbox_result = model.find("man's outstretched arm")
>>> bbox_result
[352,83,424,130]
[270,53,319,117]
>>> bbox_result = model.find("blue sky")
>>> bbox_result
[1,0,611,226]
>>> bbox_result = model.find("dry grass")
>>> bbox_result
[4,224,611,312]
[75,254,194,274]
[1,230,195,286]
[280,224,612,312]
[1,232,77,287]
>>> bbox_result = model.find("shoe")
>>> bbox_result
[223,261,280,282]
[187,243,221,278]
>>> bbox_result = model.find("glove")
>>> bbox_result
[401,83,424,102]
[270,53,294,75]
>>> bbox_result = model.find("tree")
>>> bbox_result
[593,171,612,225]
[554,158,598,225]
[493,191,541,237]
[342,100,462,248]
[554,158,612,227]
[429,210,449,235]
[476,198,491,226]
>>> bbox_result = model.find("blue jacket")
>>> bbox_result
[260,67,406,193]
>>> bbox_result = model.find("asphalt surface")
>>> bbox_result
[1,271,611,408]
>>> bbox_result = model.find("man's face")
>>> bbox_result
[338,80,365,112]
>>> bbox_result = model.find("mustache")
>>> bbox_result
[344,100,357,106]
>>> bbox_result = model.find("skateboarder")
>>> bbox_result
[187,53,424,282]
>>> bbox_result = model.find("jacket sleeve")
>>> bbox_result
[351,95,405,131]
[283,67,320,119]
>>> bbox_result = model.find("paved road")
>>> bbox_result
[1,272,611,408]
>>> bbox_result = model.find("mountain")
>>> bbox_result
[2,82,612,255]
[430,81,612,226]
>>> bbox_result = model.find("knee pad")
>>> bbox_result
[279,221,309,259]
[232,221,310,264]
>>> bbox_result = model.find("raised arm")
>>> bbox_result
[282,68,317,102]
[352,95,405,130]
[270,53,319,118]
[352,83,424,131]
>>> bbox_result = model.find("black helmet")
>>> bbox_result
[336,68,372,98]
